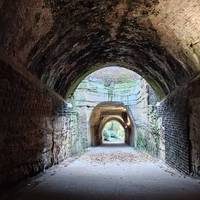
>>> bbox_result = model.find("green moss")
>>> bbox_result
[136,107,161,157]
[102,120,125,142]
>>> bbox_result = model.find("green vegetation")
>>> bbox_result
[102,120,125,143]
[136,107,161,157]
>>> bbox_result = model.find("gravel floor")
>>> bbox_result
[2,144,200,200]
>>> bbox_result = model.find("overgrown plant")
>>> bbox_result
[136,106,161,157]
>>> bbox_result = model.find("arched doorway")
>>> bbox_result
[89,102,135,146]
[101,120,125,144]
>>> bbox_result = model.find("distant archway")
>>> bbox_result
[89,102,135,146]
[101,120,125,144]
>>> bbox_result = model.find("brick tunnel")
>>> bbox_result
[1,0,200,199]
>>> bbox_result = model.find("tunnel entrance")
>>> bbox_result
[102,120,125,144]
[2,1,200,198]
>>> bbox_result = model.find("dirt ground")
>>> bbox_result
[1,144,200,200]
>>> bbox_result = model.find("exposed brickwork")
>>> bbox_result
[159,79,200,177]
[0,60,80,186]
[159,87,190,174]
[189,78,200,177]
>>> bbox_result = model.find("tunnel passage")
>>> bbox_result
[1,0,200,187]
[90,102,135,146]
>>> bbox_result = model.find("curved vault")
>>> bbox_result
[0,0,200,99]
[1,0,200,182]
[90,102,135,146]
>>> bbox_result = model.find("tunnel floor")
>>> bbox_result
[2,144,200,200]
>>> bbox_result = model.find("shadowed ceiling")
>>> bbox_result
[0,0,200,98]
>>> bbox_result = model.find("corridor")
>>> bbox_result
[2,145,200,200]
[1,1,200,199]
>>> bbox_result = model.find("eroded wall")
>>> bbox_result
[0,0,195,98]
[152,0,200,72]
[72,75,162,156]
[0,60,81,186]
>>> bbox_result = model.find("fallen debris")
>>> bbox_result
[81,151,154,164]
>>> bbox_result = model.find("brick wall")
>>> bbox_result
[0,60,80,186]
[159,87,190,174]
[189,78,200,177]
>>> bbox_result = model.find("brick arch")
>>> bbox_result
[1,1,196,100]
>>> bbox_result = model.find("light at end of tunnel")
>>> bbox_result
[156,102,160,107]
[67,102,73,108]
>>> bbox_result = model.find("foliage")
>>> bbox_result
[136,106,161,157]
[102,121,125,142]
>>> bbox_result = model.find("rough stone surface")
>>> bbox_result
[0,0,197,98]
[152,0,200,72]
[158,80,200,176]
[0,60,81,186]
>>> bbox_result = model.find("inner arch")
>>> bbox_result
[65,64,168,100]
[89,102,135,146]
[102,120,125,144]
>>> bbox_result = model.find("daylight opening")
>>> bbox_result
[102,120,125,144]
[67,66,163,157]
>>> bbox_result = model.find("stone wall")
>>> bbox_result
[134,81,161,157]
[159,87,190,174]
[0,60,80,186]
[152,0,200,72]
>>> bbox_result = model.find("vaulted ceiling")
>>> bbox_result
[0,0,200,98]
